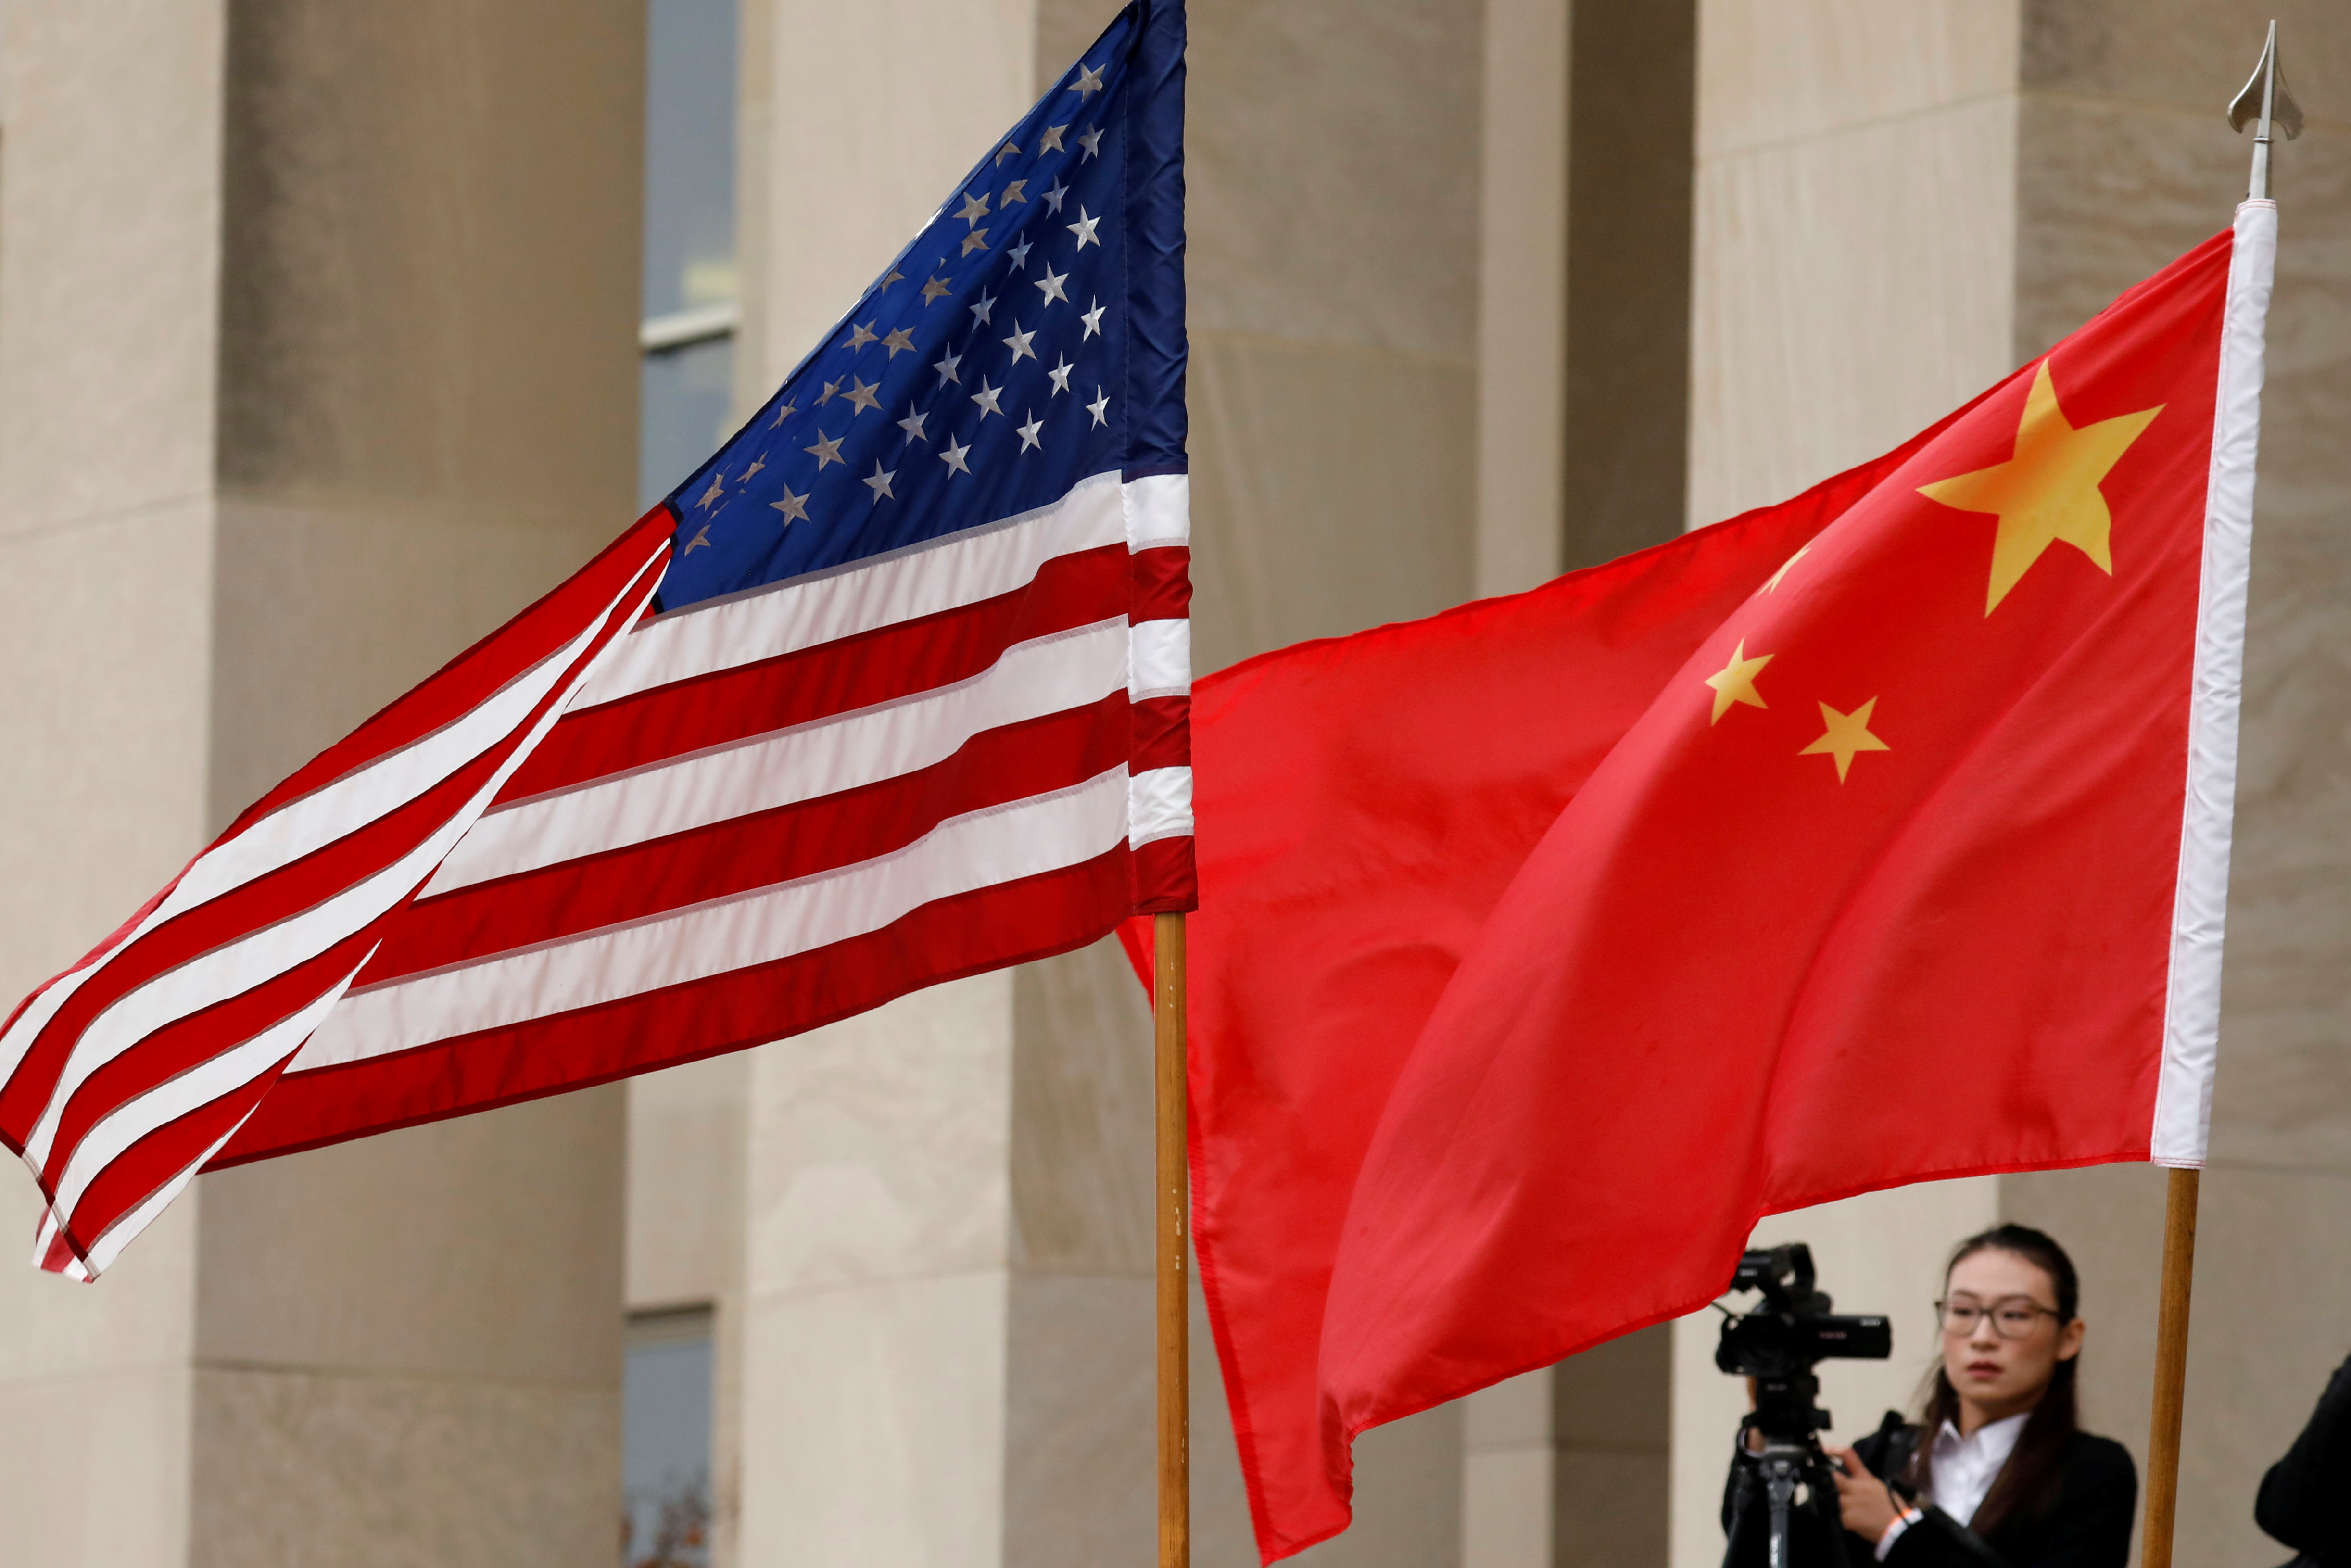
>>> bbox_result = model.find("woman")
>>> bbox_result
[1826,1225,2136,1568]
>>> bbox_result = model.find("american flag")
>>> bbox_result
[0,1,1192,1279]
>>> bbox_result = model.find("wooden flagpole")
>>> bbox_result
[2139,1167,2200,1568]
[1154,912,1190,1568]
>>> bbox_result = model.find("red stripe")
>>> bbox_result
[0,566,659,1137]
[214,847,1135,1167]
[36,928,379,1189]
[363,693,1135,983]
[1133,695,1190,773]
[227,511,674,840]
[1131,544,1190,622]
[0,525,671,1089]
[49,1047,291,1274]
[505,543,1130,801]
[8,735,542,1134]
[1132,835,1196,914]
[39,1218,76,1274]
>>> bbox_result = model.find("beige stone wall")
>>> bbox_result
[1685,0,2020,530]
[0,0,225,1554]
[0,0,644,1561]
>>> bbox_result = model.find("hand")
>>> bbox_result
[1826,1444,1900,1542]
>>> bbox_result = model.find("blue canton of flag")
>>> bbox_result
[662,21,1152,609]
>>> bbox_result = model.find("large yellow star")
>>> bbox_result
[1800,698,1890,783]
[1703,639,1773,723]
[1917,361,2162,615]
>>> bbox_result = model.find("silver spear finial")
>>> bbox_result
[2228,22,2303,201]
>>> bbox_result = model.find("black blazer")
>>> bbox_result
[2258,1351,2351,1567]
[1842,1415,2136,1568]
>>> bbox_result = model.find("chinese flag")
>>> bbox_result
[1141,205,2276,1561]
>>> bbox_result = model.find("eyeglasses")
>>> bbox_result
[1936,1296,2063,1339]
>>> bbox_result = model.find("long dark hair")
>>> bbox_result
[1904,1224,2081,1537]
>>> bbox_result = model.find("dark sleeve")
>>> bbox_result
[1884,1438,2135,1568]
[2257,1352,2351,1556]
[1882,1508,2014,1568]
[1852,1413,1913,1487]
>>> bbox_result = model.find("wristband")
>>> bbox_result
[1873,1506,1923,1562]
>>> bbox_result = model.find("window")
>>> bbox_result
[623,1307,716,1568]
[623,9,735,1559]
[638,0,740,510]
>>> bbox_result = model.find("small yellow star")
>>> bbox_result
[1799,698,1891,783]
[1918,360,2162,615]
[960,229,990,257]
[1762,544,1811,594]
[921,275,952,305]
[1702,639,1773,724]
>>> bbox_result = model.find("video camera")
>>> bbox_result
[1716,1242,1892,1387]
[1716,1243,1891,1568]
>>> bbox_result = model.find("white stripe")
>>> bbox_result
[80,1111,255,1279]
[585,469,1126,706]
[1130,767,1193,847]
[1123,471,1190,549]
[2154,200,2275,1168]
[293,767,1131,1070]
[18,562,659,1169]
[424,618,1130,896]
[0,545,665,1097]
[1129,619,1191,699]
[50,957,366,1225]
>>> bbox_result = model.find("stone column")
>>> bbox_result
[0,0,224,1545]
[1465,3,1694,1562]
[1476,0,1572,598]
[0,0,645,1561]
[731,13,1045,1567]
[726,3,1488,1564]
[1466,1327,1674,1568]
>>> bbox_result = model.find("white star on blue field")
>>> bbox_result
[659,23,1138,609]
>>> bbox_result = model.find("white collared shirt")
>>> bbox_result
[1872,1412,2031,1561]
[1926,1412,2030,1526]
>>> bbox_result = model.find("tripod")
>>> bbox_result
[1719,1372,1847,1568]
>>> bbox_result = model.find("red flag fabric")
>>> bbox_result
[1138,207,2272,1561]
